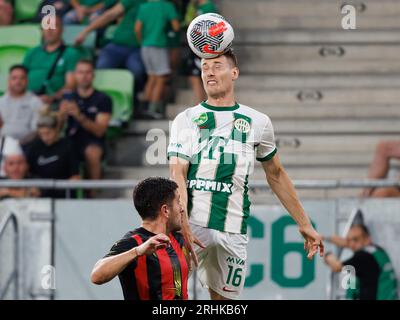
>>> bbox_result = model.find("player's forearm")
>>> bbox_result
[71,0,81,9]
[83,5,120,34]
[326,234,348,248]
[76,115,108,138]
[169,164,189,223]
[91,249,137,284]
[267,168,311,227]
[88,2,104,14]
[324,253,343,273]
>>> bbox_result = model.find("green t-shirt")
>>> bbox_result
[345,245,398,300]
[79,0,102,6]
[198,0,217,15]
[111,0,145,48]
[166,2,182,48]
[136,0,178,48]
[23,45,81,95]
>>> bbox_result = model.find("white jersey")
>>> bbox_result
[168,101,277,234]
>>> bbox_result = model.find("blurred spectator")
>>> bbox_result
[0,136,22,177]
[0,65,43,145]
[24,114,80,198]
[135,0,180,119]
[361,140,400,198]
[0,0,13,26]
[164,0,185,107]
[0,140,40,199]
[167,0,184,73]
[58,60,112,190]
[182,0,217,104]
[35,0,72,22]
[63,0,106,25]
[323,224,398,300]
[23,15,81,107]
[75,1,146,98]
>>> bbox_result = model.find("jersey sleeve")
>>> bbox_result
[104,232,138,261]
[64,47,82,73]
[99,93,113,114]
[136,3,145,22]
[256,116,277,162]
[167,112,193,161]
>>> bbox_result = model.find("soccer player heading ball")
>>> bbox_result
[167,13,325,300]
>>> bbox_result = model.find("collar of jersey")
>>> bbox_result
[201,101,240,111]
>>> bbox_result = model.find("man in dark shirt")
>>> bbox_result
[91,177,191,300]
[25,114,80,198]
[324,224,398,300]
[59,59,112,187]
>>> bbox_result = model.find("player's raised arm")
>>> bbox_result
[91,233,170,285]
[261,154,324,260]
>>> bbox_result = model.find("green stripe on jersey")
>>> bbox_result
[256,147,277,162]
[240,169,251,234]
[207,152,238,231]
[195,112,216,143]
[187,152,202,217]
[230,113,252,143]
[167,152,190,161]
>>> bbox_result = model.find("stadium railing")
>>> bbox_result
[0,211,19,300]
[0,179,398,192]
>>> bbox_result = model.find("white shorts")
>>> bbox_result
[190,222,248,300]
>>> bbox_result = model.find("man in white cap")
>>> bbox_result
[0,136,40,198]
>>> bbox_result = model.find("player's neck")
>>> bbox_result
[141,220,168,235]
[206,94,236,108]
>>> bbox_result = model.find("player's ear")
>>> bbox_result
[160,204,169,218]
[232,67,239,81]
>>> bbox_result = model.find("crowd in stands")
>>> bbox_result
[2,0,398,200]
[0,0,217,199]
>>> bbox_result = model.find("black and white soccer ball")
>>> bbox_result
[187,13,234,59]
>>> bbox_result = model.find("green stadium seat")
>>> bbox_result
[14,0,43,22]
[63,25,96,59]
[0,25,41,74]
[0,73,7,96]
[93,69,134,129]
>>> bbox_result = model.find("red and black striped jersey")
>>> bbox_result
[105,227,189,300]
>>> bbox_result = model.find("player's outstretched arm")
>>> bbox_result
[75,3,124,45]
[324,252,343,273]
[261,154,324,260]
[323,234,348,249]
[169,156,205,270]
[91,234,170,285]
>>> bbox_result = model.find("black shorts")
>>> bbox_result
[72,137,106,162]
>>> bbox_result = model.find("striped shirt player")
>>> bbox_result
[104,228,189,300]
[91,177,190,300]
[168,100,276,299]
[168,50,324,300]
[168,101,276,234]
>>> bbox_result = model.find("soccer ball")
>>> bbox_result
[187,13,234,59]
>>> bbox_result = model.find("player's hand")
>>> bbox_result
[75,30,87,46]
[135,233,171,256]
[181,222,205,271]
[299,224,324,260]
